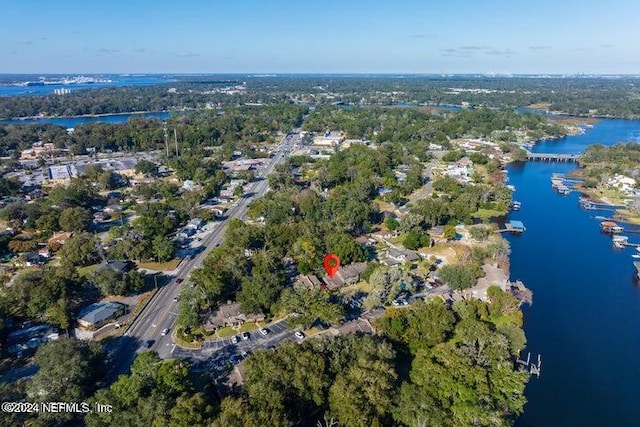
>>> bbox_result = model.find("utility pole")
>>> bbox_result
[174,128,179,157]
[163,122,169,157]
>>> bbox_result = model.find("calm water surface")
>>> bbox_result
[511,119,640,426]
[0,111,171,127]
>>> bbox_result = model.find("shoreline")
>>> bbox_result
[1,110,171,122]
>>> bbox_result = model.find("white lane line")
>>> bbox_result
[170,345,176,353]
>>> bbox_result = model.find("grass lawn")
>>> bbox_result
[616,209,640,225]
[215,326,237,338]
[77,263,100,277]
[339,281,372,296]
[472,208,507,222]
[138,258,182,271]
[238,322,258,333]
[174,331,203,350]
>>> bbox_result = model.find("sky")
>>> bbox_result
[1,0,639,74]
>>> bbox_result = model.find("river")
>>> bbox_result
[510,119,640,426]
[0,111,172,127]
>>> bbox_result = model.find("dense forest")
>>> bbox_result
[3,294,529,426]
[0,104,306,156]
[3,75,640,119]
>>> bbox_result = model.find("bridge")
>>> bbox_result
[525,151,581,163]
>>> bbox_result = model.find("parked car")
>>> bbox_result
[175,278,183,284]
[259,328,269,336]
[161,328,170,336]
[294,331,305,340]
[144,340,154,349]
[231,335,239,344]
[241,332,250,341]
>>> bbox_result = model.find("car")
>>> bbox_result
[294,331,305,340]
[173,295,178,302]
[114,323,121,329]
[231,335,240,344]
[175,278,184,284]
[143,340,154,349]
[259,328,269,336]
[240,350,250,359]
[241,332,250,341]
[229,355,242,364]
[392,300,401,307]
[161,328,169,336]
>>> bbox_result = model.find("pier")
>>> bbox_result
[526,152,581,162]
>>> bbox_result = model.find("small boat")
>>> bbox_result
[511,201,522,211]
[612,235,628,248]
[632,254,640,259]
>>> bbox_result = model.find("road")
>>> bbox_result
[106,130,301,380]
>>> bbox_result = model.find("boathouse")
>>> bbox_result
[506,220,526,233]
[600,221,623,234]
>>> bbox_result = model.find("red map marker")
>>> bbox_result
[323,254,340,278]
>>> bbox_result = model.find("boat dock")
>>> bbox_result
[516,352,543,378]
[527,152,580,162]
[501,220,526,234]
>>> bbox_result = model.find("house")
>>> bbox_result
[23,252,45,267]
[323,262,367,290]
[77,302,125,330]
[47,164,78,184]
[387,248,420,263]
[104,204,124,214]
[295,274,324,290]
[98,260,133,274]
[606,174,637,194]
[312,131,344,147]
[47,231,73,249]
[93,211,111,222]
[157,165,172,177]
[204,302,265,331]
[7,324,59,355]
[186,218,204,230]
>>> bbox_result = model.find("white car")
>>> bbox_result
[259,328,269,336]
[231,335,239,344]
[294,331,305,340]
[161,328,169,336]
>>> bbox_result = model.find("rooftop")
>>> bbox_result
[77,302,124,326]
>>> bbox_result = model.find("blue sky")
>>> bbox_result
[2,0,639,74]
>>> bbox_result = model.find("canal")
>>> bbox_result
[510,119,640,426]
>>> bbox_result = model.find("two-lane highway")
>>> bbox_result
[106,130,301,378]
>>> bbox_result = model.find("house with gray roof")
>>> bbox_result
[77,302,125,330]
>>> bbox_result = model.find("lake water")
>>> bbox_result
[510,119,640,426]
[0,111,172,127]
[0,74,173,97]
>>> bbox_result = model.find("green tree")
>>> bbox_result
[59,206,92,232]
[59,232,99,266]
[438,262,483,290]
[237,252,286,315]
[152,235,174,262]
[134,159,158,176]
[28,339,104,424]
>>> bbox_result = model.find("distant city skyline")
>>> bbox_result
[2,0,639,74]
